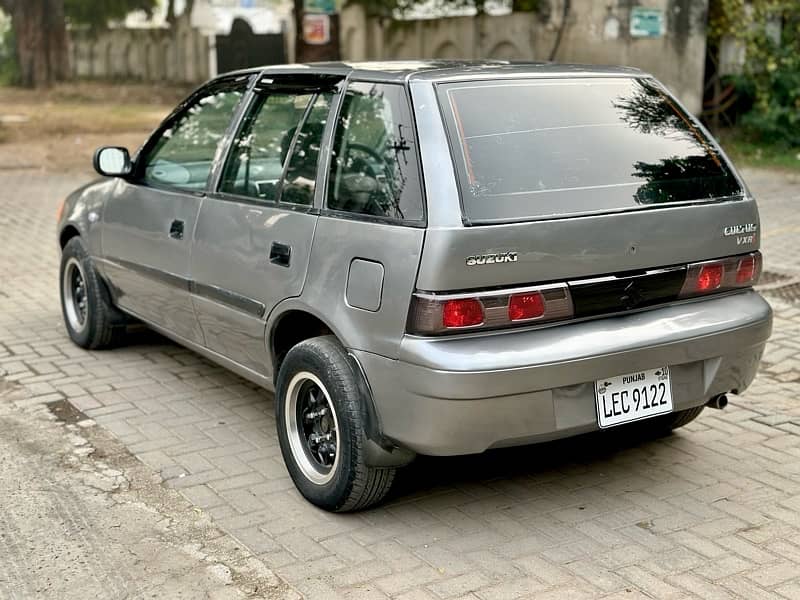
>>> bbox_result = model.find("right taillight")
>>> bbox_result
[679,251,761,299]
[408,283,573,335]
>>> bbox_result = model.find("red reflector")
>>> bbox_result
[697,264,723,291]
[736,256,756,283]
[442,298,484,328]
[508,292,545,321]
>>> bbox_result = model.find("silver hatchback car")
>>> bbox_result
[57,61,772,511]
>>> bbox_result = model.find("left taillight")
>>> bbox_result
[679,251,761,298]
[408,283,573,335]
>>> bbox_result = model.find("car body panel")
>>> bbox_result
[191,197,318,374]
[414,199,760,291]
[356,290,771,455]
[301,216,424,359]
[100,179,205,344]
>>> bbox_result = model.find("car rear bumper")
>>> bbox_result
[354,291,772,456]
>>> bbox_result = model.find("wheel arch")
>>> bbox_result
[59,224,82,249]
[267,304,415,468]
[269,308,336,379]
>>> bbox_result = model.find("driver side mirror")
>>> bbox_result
[93,146,132,178]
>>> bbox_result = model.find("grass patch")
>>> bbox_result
[0,81,190,143]
[718,129,800,172]
[0,81,191,172]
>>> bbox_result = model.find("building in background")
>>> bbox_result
[69,0,709,115]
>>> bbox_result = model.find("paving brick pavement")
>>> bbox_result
[1,167,799,599]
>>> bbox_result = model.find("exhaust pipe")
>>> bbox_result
[706,394,728,409]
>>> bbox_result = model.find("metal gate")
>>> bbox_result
[216,17,286,73]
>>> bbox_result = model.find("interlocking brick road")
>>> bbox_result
[1,167,799,599]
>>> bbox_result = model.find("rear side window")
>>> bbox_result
[439,78,742,224]
[220,93,314,202]
[327,82,424,224]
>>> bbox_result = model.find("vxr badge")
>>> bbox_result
[723,223,757,246]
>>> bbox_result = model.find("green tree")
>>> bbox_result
[65,0,158,30]
[709,0,800,147]
[0,0,157,87]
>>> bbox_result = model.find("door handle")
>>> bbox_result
[269,242,291,267]
[169,219,184,240]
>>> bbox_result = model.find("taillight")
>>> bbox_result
[442,298,484,328]
[679,252,761,299]
[408,283,573,335]
[736,255,756,284]
[696,264,723,292]
[508,292,545,321]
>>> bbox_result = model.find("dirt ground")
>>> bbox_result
[0,82,189,174]
[0,380,291,599]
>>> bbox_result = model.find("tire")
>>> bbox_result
[665,405,705,430]
[59,237,127,349]
[275,336,396,512]
[630,405,705,439]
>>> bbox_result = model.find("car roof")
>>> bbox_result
[225,60,648,84]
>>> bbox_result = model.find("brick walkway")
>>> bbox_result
[1,168,799,599]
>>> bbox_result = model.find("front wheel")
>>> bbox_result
[275,336,395,512]
[59,237,128,349]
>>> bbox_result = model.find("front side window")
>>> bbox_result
[440,78,742,224]
[220,93,314,202]
[327,82,424,223]
[140,84,245,190]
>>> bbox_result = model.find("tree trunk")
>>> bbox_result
[166,0,176,25]
[1,0,69,87]
[293,0,340,63]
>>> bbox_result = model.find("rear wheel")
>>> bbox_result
[664,405,705,430]
[275,336,395,512]
[630,405,705,438]
[60,237,128,349]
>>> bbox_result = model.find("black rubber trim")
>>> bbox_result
[105,257,265,319]
[191,281,266,319]
[569,265,687,317]
[106,257,190,292]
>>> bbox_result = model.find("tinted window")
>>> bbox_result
[440,78,742,224]
[327,82,424,223]
[281,93,332,206]
[220,93,314,202]
[141,86,244,190]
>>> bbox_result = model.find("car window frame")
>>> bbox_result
[209,73,345,214]
[321,79,428,229]
[129,73,256,196]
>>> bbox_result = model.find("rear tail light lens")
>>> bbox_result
[679,251,761,299]
[442,298,484,328]
[736,255,756,284]
[508,292,545,321]
[408,284,573,335]
[696,264,723,292]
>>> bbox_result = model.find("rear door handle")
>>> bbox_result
[269,242,291,267]
[169,219,184,240]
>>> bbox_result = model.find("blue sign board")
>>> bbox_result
[630,7,665,38]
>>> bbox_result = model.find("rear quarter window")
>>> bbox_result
[438,78,742,224]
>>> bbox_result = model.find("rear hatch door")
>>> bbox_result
[417,76,758,292]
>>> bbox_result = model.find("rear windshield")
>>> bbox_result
[438,78,742,224]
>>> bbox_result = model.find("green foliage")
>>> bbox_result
[0,15,19,85]
[64,0,158,29]
[709,0,800,148]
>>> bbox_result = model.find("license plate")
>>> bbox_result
[595,367,673,428]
